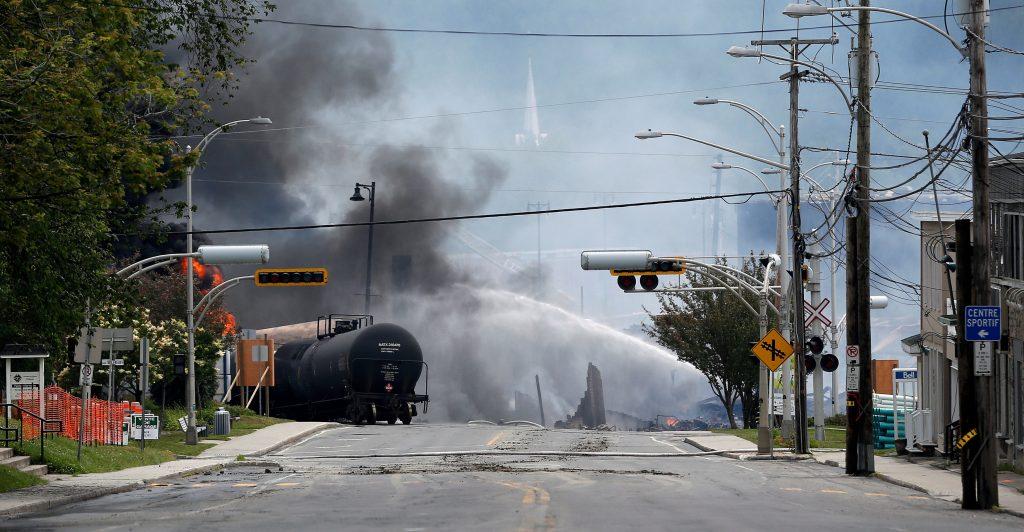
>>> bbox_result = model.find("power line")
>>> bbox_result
[96,1,1024,39]
[161,80,782,140]
[147,189,785,237]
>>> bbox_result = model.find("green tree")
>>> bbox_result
[59,270,234,407]
[0,1,271,370]
[644,257,769,428]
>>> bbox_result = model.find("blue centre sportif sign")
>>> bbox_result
[964,305,1001,342]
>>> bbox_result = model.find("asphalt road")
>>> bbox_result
[5,423,1022,531]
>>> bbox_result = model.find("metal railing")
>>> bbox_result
[1,402,63,462]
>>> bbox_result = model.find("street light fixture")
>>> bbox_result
[726,46,762,58]
[635,130,790,170]
[183,116,272,445]
[350,181,377,316]
[726,47,855,113]
[710,163,777,200]
[782,3,967,56]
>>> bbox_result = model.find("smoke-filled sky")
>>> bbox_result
[157,1,1024,417]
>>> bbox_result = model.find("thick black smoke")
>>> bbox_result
[162,1,701,422]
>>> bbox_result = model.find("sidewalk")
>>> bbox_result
[810,451,1024,518]
[0,421,333,519]
[680,431,760,457]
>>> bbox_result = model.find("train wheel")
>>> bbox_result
[399,404,412,424]
[346,404,363,425]
[399,413,412,425]
[365,404,377,425]
[386,414,397,425]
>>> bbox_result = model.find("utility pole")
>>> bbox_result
[955,219,980,507]
[846,0,875,475]
[750,34,837,455]
[787,38,809,455]
[809,242,825,442]
[964,0,997,508]
[711,154,723,257]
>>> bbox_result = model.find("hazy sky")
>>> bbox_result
[183,1,1024,366]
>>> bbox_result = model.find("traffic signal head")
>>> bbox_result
[806,336,825,355]
[801,264,812,284]
[804,354,816,374]
[582,250,684,292]
[639,275,659,291]
[255,268,328,286]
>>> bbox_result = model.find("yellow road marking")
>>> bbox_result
[821,489,846,494]
[864,492,889,497]
[232,483,258,487]
[148,483,170,487]
[275,482,300,487]
[486,431,507,447]
[781,487,803,492]
[189,483,209,488]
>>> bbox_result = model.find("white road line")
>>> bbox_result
[288,426,352,450]
[733,464,757,472]
[649,436,688,454]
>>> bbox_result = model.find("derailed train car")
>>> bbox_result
[269,315,428,424]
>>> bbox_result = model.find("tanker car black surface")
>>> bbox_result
[270,315,428,424]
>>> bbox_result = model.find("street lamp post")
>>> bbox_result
[183,117,271,445]
[350,182,377,316]
[636,126,790,455]
[712,158,845,450]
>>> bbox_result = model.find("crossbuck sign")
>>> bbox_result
[804,298,832,328]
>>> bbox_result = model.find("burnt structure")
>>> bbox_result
[555,363,607,429]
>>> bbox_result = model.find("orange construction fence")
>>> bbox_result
[15,386,141,445]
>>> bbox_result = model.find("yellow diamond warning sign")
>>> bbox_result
[751,328,795,372]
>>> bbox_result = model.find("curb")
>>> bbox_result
[0,460,230,520]
[248,423,334,457]
[0,423,332,520]
[810,454,1024,520]
[196,422,336,460]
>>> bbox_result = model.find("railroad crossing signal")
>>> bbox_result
[255,268,328,286]
[750,328,795,372]
[804,297,832,327]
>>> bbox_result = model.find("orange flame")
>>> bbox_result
[179,258,224,290]
[221,312,237,336]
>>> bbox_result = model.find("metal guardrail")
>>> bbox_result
[1,402,63,462]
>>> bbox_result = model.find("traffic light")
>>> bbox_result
[255,268,328,286]
[820,353,839,372]
[580,251,685,292]
[806,336,824,355]
[173,353,186,376]
[804,354,816,374]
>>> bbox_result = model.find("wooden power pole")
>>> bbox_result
[846,0,875,475]
[963,0,998,509]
